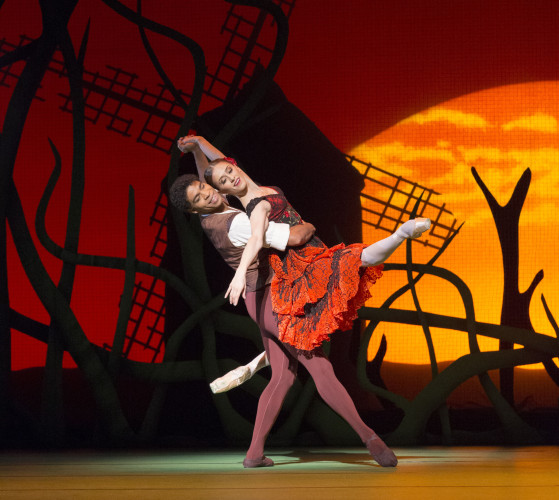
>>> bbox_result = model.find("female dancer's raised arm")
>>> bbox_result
[177,135,224,181]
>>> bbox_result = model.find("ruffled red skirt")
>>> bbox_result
[269,242,383,351]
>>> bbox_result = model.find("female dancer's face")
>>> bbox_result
[211,160,247,196]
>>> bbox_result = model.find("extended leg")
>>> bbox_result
[211,218,431,393]
[360,218,431,266]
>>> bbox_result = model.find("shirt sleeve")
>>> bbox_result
[228,213,290,251]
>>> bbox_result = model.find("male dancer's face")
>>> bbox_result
[186,180,227,214]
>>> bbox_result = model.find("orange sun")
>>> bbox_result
[351,81,559,370]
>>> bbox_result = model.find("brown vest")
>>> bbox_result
[200,210,273,292]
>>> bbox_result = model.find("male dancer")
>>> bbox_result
[169,138,314,392]
[171,136,429,468]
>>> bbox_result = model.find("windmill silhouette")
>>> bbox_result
[0,0,458,363]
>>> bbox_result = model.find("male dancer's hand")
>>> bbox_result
[288,222,315,246]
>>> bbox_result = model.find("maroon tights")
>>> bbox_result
[244,285,377,460]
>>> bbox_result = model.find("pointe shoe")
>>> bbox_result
[210,352,268,393]
[243,456,274,468]
[365,435,398,467]
[411,217,431,238]
[209,366,251,394]
[397,218,431,239]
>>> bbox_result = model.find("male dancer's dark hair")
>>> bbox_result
[168,174,199,212]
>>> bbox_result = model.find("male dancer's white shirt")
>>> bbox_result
[201,207,290,251]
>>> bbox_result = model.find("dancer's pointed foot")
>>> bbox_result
[210,366,251,394]
[396,218,431,239]
[243,456,274,468]
[365,435,398,467]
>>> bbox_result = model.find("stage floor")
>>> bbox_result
[1,447,558,499]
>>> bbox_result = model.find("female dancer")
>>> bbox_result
[177,136,429,468]
[203,154,429,351]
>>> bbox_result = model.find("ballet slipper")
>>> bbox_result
[210,366,251,394]
[243,456,274,468]
[410,217,431,238]
[396,218,431,239]
[365,435,398,467]
[209,352,268,394]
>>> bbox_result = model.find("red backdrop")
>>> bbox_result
[1,0,557,369]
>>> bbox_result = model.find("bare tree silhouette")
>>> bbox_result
[472,167,544,406]
[0,0,80,445]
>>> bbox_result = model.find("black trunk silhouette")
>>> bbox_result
[472,167,543,406]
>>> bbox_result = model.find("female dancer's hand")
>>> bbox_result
[177,135,200,153]
[225,273,247,306]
